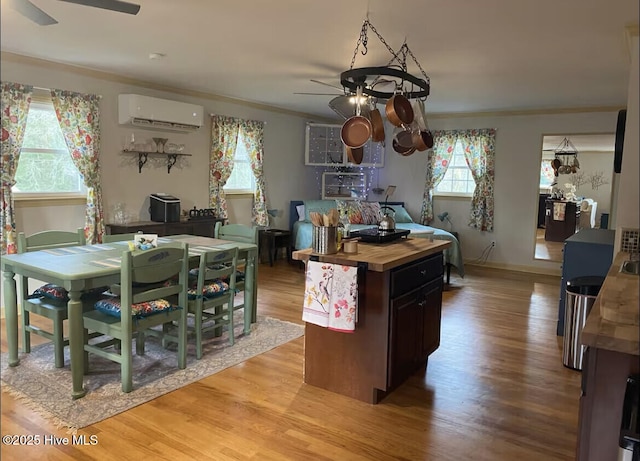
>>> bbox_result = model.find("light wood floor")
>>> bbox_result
[1,261,581,461]
[535,227,564,262]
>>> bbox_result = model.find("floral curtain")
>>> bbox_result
[419,131,456,224]
[240,119,268,226]
[458,128,496,232]
[0,82,33,254]
[50,89,105,243]
[209,115,240,218]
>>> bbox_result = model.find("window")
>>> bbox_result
[434,140,475,196]
[223,130,256,194]
[13,98,85,196]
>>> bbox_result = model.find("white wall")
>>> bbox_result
[381,111,621,273]
[614,35,639,232]
[1,53,323,235]
[1,52,633,275]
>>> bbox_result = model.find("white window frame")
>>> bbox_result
[223,129,256,195]
[433,139,475,198]
[13,94,86,201]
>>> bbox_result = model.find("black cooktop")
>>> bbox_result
[349,228,410,243]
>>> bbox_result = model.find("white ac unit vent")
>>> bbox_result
[118,94,204,133]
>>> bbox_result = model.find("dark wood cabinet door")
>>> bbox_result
[389,287,421,389]
[190,221,216,238]
[420,279,443,359]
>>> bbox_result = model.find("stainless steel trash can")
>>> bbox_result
[562,276,605,370]
[618,375,640,461]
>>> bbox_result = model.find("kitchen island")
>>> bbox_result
[293,237,451,404]
[577,251,639,461]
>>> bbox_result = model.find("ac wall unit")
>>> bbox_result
[118,94,204,133]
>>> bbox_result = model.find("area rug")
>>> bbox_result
[1,315,304,432]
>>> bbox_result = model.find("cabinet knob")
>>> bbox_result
[420,269,427,276]
[418,300,427,308]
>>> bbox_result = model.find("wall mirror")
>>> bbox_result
[534,133,615,262]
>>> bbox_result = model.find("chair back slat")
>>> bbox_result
[18,228,85,253]
[103,233,139,243]
[195,247,238,300]
[214,222,258,244]
[120,244,189,318]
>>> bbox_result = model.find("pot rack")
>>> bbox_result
[550,137,580,176]
[339,19,430,101]
[553,137,579,157]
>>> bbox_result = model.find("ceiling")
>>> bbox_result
[1,0,638,120]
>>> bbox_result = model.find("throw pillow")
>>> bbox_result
[296,204,305,221]
[359,201,382,225]
[335,199,363,224]
[388,205,414,223]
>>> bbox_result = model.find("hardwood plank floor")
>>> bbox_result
[535,227,564,262]
[1,260,581,460]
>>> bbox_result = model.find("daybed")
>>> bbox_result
[289,200,464,282]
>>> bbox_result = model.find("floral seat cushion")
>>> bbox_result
[163,277,230,300]
[28,283,108,302]
[94,296,178,319]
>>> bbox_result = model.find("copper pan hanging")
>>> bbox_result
[346,146,364,164]
[385,90,414,127]
[369,99,385,142]
[341,87,372,149]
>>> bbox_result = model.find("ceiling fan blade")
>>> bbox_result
[294,92,343,96]
[310,79,344,91]
[8,0,58,25]
[58,0,141,15]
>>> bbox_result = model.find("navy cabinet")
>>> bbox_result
[557,229,615,335]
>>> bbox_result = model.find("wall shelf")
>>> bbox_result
[322,172,367,200]
[122,150,192,173]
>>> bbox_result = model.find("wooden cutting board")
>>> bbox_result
[599,273,640,325]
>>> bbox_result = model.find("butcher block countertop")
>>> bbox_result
[292,237,451,272]
[582,252,639,356]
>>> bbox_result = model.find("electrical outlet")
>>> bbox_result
[491,240,496,247]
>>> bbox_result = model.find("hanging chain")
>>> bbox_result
[349,19,431,86]
[405,45,430,85]
[349,21,369,70]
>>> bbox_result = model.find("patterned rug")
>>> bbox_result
[0,315,304,432]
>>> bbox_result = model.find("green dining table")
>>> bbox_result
[1,234,258,399]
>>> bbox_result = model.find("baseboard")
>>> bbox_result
[464,260,562,277]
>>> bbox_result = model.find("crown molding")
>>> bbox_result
[0,51,624,121]
[428,105,623,119]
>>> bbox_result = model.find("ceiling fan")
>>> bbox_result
[9,0,141,26]
[293,79,347,96]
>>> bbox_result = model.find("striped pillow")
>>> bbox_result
[359,201,382,225]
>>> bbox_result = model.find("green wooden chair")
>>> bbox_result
[102,233,140,243]
[186,247,238,359]
[82,243,189,393]
[17,228,86,368]
[214,222,258,314]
